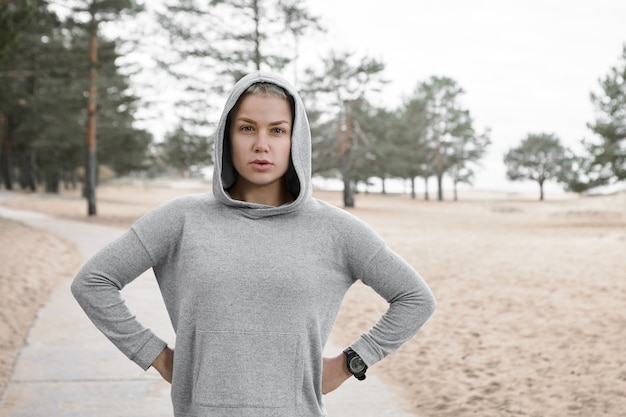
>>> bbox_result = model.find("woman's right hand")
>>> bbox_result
[151,346,174,383]
[321,353,352,394]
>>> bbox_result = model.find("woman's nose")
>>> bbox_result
[253,133,269,152]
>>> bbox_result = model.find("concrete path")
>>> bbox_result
[0,197,415,417]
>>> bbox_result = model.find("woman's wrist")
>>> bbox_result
[152,346,174,383]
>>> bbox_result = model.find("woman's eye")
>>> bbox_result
[240,125,254,132]
[271,127,285,134]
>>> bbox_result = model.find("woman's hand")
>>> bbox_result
[322,352,352,394]
[151,346,174,384]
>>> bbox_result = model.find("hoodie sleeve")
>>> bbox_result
[70,228,168,370]
[345,221,436,367]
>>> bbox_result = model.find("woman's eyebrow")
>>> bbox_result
[235,117,257,124]
[269,120,291,126]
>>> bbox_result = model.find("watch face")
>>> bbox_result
[349,356,366,373]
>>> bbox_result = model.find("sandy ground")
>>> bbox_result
[1,179,625,416]
[0,217,84,392]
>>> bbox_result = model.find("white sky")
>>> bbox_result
[295,0,626,192]
[130,0,626,194]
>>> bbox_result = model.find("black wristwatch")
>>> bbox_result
[343,347,368,380]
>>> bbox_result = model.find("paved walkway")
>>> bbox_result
[0,196,415,417]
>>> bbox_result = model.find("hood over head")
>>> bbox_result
[212,71,312,218]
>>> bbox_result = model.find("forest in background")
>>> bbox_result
[1,0,624,212]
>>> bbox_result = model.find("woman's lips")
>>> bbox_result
[250,160,272,171]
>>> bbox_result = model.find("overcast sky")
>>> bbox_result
[294,0,626,192]
[133,1,626,193]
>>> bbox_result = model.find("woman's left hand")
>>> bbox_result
[152,346,174,384]
[321,352,352,394]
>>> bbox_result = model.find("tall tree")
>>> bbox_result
[1,1,151,198]
[0,0,48,190]
[357,105,403,195]
[156,0,322,133]
[503,133,569,201]
[302,51,386,207]
[89,34,153,177]
[68,0,143,215]
[278,0,323,87]
[581,44,626,189]
[447,114,491,201]
[413,76,489,201]
[85,5,97,213]
[0,1,35,60]
[396,92,432,200]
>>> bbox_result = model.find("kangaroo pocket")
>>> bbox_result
[192,330,303,408]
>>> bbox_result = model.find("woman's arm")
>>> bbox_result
[349,244,437,368]
[71,229,168,370]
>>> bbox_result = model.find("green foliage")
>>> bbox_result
[0,0,152,193]
[395,94,430,180]
[403,76,490,200]
[355,105,404,185]
[557,152,600,193]
[157,125,212,176]
[554,45,626,193]
[581,44,626,188]
[0,0,36,60]
[68,0,143,22]
[503,133,568,200]
[1,2,505,202]
[302,50,387,207]
[301,57,491,203]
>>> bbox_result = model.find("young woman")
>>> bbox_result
[72,71,436,417]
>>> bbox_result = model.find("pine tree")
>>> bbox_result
[584,45,626,186]
[0,0,64,191]
[396,94,432,200]
[155,0,322,135]
[503,133,569,201]
[0,0,151,203]
[302,51,387,207]
[157,125,212,177]
[411,76,490,201]
[65,0,144,214]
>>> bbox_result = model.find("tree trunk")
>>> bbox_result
[64,170,78,190]
[436,173,444,201]
[338,104,354,208]
[85,18,98,216]
[539,180,544,201]
[410,176,416,199]
[423,176,429,201]
[341,152,354,207]
[453,180,458,201]
[1,114,13,190]
[44,169,60,193]
[381,177,386,194]
[19,150,37,191]
[342,177,354,208]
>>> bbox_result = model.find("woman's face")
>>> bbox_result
[230,93,293,193]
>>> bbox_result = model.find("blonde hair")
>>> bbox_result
[244,82,289,100]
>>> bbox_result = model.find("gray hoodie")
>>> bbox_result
[72,71,436,417]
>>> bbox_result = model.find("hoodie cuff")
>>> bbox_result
[348,337,383,368]
[131,334,169,371]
